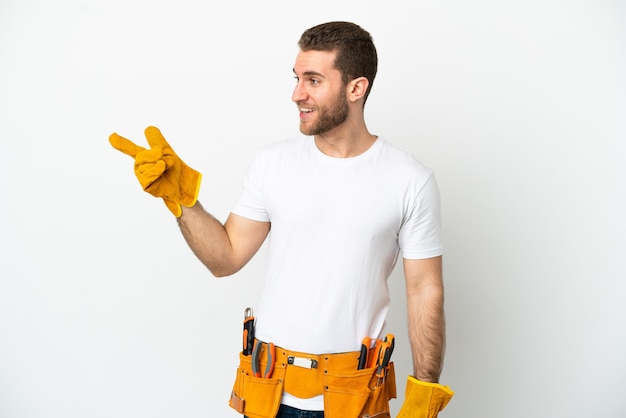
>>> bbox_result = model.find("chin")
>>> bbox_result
[299,125,314,136]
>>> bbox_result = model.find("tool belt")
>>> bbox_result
[229,340,397,418]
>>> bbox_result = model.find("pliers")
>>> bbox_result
[252,341,275,378]
[358,334,395,370]
[358,337,383,370]
[375,334,395,378]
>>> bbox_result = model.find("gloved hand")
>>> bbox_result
[396,376,454,418]
[109,126,202,217]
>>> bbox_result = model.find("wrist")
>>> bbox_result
[413,370,440,383]
[407,376,453,393]
[180,200,201,215]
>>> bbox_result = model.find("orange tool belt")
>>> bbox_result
[229,340,396,418]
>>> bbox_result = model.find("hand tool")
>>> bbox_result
[252,341,276,378]
[368,338,385,369]
[242,307,255,356]
[357,337,372,370]
[264,342,276,378]
[376,334,395,379]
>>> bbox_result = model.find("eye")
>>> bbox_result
[293,75,321,85]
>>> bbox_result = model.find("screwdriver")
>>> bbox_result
[243,307,255,356]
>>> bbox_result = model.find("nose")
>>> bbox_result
[292,80,307,103]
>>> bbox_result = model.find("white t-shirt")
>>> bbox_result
[231,134,442,409]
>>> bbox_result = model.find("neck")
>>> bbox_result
[314,119,377,158]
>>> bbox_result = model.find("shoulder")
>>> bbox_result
[376,138,434,178]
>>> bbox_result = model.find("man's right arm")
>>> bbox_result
[177,201,270,277]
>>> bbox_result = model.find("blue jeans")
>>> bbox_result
[276,404,324,417]
[245,404,324,418]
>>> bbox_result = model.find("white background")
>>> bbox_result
[1,0,625,417]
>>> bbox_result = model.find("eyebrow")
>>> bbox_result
[292,69,326,78]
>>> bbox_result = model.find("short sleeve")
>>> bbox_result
[231,153,270,222]
[398,173,443,259]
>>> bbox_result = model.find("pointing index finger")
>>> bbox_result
[109,132,146,158]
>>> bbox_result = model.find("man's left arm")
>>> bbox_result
[403,255,445,382]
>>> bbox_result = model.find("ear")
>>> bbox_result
[346,76,369,103]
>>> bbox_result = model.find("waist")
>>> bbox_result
[276,345,362,371]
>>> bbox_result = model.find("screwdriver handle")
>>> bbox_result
[243,308,255,356]
[358,337,372,369]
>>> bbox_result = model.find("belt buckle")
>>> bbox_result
[288,356,318,369]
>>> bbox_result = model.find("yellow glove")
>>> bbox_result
[109,126,202,217]
[396,376,454,418]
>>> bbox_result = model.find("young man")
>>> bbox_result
[110,21,453,418]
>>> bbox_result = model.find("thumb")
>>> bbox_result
[109,133,145,157]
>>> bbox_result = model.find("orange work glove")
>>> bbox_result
[109,126,202,217]
[396,376,454,418]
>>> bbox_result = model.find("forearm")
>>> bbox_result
[407,285,445,381]
[405,257,446,382]
[177,201,239,277]
[177,201,270,277]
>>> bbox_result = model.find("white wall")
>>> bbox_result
[1,1,624,417]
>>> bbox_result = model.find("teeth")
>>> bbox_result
[300,108,313,113]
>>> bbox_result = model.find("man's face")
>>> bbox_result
[292,50,349,136]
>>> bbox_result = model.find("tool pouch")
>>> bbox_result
[361,362,397,418]
[229,346,396,418]
[323,362,396,418]
[323,366,372,416]
[229,352,285,418]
